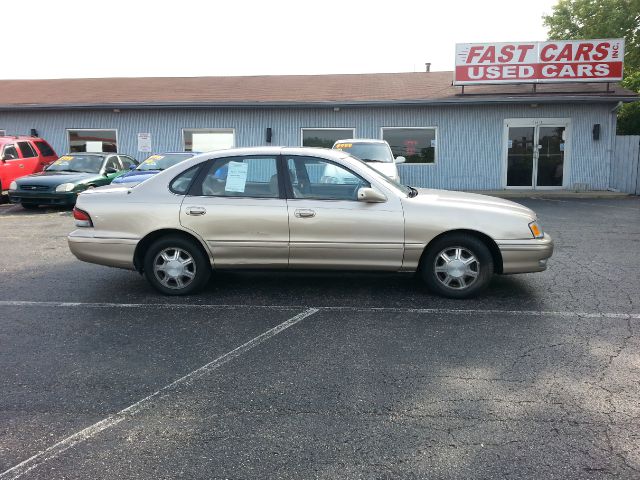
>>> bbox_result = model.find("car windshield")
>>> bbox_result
[45,155,104,173]
[333,142,394,163]
[345,154,412,196]
[137,153,193,171]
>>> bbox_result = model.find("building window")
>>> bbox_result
[0,130,5,136]
[183,129,234,152]
[382,128,437,164]
[301,128,355,148]
[68,129,117,153]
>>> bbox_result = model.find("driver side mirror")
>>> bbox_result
[395,156,406,164]
[104,167,118,175]
[129,164,137,170]
[357,187,387,203]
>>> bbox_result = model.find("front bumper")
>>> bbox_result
[9,190,77,206]
[68,230,137,270]
[496,233,554,274]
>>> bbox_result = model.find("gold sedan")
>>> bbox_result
[68,147,553,298]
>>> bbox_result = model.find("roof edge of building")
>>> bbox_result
[0,95,636,111]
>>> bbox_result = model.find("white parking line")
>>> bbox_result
[0,300,638,319]
[0,307,319,480]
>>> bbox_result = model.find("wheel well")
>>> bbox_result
[420,229,503,274]
[133,229,210,273]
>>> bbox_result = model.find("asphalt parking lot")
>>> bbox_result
[0,196,639,479]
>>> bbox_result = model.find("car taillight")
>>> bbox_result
[73,207,93,227]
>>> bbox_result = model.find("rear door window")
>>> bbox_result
[193,156,280,198]
[17,141,37,158]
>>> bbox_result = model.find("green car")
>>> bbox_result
[8,153,138,209]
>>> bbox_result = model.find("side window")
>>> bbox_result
[196,156,279,198]
[34,140,55,157]
[17,141,37,158]
[119,156,137,169]
[170,166,201,194]
[2,145,19,160]
[104,156,121,171]
[286,156,369,201]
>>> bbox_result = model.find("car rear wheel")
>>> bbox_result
[421,234,493,299]
[21,203,39,210]
[143,235,211,295]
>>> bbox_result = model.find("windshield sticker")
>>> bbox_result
[224,161,249,193]
[334,143,352,149]
[55,156,74,163]
[144,155,164,163]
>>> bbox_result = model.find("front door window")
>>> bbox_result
[506,122,567,188]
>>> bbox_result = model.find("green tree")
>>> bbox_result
[543,0,640,133]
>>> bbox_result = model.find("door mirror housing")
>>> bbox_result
[395,156,406,164]
[104,167,118,175]
[357,187,387,203]
[129,164,137,170]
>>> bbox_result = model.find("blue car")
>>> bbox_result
[112,152,198,185]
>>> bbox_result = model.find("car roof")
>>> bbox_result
[332,138,389,145]
[182,146,348,166]
[0,136,45,143]
[148,151,198,155]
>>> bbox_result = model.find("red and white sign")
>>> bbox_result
[454,39,625,85]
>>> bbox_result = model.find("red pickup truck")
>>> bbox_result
[0,136,58,193]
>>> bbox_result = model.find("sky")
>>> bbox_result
[5,0,559,79]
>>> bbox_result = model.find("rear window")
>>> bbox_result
[17,141,37,158]
[34,140,55,157]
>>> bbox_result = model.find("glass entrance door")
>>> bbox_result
[506,121,567,189]
[536,126,565,187]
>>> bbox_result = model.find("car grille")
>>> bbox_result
[20,185,50,191]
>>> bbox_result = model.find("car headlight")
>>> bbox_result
[529,220,544,239]
[9,181,17,191]
[55,183,76,192]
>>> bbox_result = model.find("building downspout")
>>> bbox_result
[607,101,623,191]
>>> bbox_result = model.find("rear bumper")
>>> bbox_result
[9,191,77,206]
[497,234,554,274]
[68,230,137,270]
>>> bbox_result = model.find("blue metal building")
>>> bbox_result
[0,72,636,191]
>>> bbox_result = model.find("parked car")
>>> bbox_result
[112,152,198,186]
[0,136,57,194]
[332,139,404,182]
[68,147,553,298]
[8,153,138,208]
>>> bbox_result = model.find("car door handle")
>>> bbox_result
[186,206,207,216]
[19,164,24,168]
[295,209,316,218]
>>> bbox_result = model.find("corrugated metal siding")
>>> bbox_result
[0,103,616,190]
[611,135,640,194]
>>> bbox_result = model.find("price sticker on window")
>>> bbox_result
[334,143,353,149]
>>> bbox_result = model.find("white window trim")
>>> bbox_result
[380,126,438,165]
[181,128,236,152]
[300,127,356,147]
[502,118,571,190]
[66,128,119,153]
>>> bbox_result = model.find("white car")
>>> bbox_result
[332,139,404,182]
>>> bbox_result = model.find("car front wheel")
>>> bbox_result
[421,234,494,299]
[143,235,211,295]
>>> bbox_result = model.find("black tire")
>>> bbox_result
[22,203,39,210]
[143,235,211,295]
[421,233,494,299]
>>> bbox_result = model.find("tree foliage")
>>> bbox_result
[544,0,640,134]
